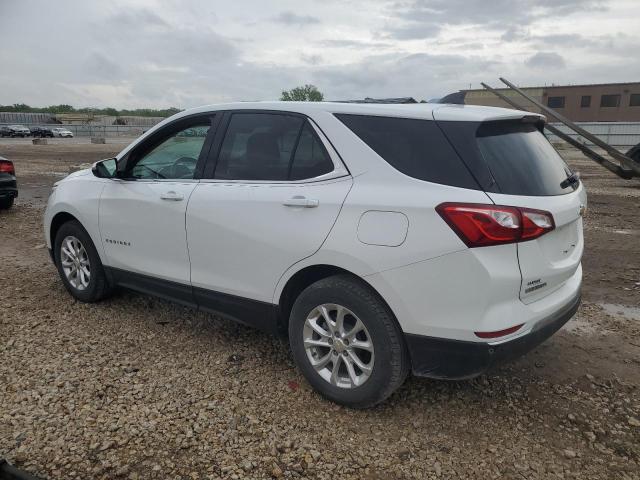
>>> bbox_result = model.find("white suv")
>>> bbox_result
[44,102,585,408]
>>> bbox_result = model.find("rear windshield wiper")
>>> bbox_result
[560,171,580,189]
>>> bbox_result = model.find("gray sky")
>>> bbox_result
[0,0,638,109]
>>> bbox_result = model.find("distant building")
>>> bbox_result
[461,82,640,122]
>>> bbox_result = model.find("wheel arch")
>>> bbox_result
[276,263,405,338]
[50,211,81,248]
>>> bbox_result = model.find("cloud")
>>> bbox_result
[318,38,394,49]
[314,52,504,100]
[300,53,323,65]
[105,8,169,28]
[0,0,636,108]
[525,51,567,69]
[84,52,125,81]
[382,0,608,40]
[272,11,320,26]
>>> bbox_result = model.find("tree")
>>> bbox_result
[280,84,324,102]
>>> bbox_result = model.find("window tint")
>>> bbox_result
[215,113,304,181]
[476,123,574,196]
[130,124,210,179]
[289,122,333,180]
[335,114,478,189]
[630,94,640,107]
[580,95,591,108]
[547,96,565,108]
[600,94,620,107]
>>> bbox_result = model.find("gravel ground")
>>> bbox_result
[1,141,639,479]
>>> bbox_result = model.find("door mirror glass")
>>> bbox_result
[92,158,118,178]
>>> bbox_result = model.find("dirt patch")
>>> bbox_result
[0,143,639,479]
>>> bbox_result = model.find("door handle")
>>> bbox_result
[160,191,184,201]
[283,196,319,208]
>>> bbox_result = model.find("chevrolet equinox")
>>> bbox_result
[44,102,585,408]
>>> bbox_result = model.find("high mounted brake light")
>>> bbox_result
[436,203,555,247]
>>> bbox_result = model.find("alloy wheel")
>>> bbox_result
[303,303,375,389]
[60,235,91,290]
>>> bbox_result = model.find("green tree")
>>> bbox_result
[280,84,324,102]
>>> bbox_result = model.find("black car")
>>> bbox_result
[0,125,31,137]
[30,126,55,137]
[0,156,17,209]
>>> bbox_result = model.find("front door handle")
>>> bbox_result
[160,191,184,201]
[283,196,319,208]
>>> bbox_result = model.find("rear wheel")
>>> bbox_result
[289,275,409,408]
[54,220,112,302]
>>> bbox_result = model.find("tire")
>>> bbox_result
[53,220,112,302]
[289,274,409,408]
[0,196,14,209]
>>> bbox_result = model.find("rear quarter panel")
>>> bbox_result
[272,116,495,304]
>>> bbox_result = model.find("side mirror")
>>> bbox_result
[92,158,118,178]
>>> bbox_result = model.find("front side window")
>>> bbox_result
[580,95,591,108]
[129,123,210,179]
[214,113,333,181]
[630,94,640,107]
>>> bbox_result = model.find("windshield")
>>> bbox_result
[476,122,575,196]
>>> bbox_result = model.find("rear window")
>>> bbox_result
[476,122,574,196]
[335,114,478,189]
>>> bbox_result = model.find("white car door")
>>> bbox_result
[186,112,352,325]
[99,115,216,297]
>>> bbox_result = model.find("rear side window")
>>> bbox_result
[289,122,333,180]
[214,113,334,181]
[215,113,302,181]
[475,122,573,196]
[335,114,478,189]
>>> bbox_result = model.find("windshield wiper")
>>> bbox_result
[560,171,580,189]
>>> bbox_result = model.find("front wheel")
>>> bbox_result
[289,275,409,408]
[54,220,112,302]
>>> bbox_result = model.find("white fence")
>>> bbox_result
[545,122,640,149]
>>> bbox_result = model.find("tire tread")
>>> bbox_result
[290,274,409,408]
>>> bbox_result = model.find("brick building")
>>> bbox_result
[462,82,640,122]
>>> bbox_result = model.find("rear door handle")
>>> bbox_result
[160,191,184,201]
[283,196,319,208]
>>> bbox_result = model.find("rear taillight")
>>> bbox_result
[0,160,15,175]
[436,203,554,247]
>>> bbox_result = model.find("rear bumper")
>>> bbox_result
[0,179,18,198]
[405,290,581,379]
